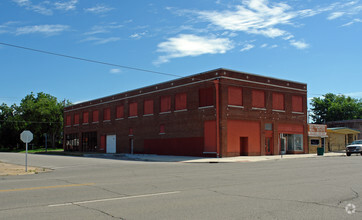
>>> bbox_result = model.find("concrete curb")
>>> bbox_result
[83,152,346,163]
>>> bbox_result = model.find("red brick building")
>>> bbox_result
[64,68,308,157]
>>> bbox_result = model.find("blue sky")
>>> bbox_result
[0,0,361,107]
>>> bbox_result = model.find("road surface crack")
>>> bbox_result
[74,203,124,219]
[206,189,361,213]
[338,187,359,205]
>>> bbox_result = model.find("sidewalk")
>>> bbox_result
[84,152,346,163]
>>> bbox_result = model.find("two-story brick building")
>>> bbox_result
[64,68,308,157]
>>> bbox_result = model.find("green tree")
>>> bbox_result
[17,92,66,148]
[0,103,23,150]
[0,92,70,150]
[310,93,362,123]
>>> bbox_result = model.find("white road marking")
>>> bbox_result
[48,191,181,207]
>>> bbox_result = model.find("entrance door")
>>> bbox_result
[280,136,286,155]
[265,137,273,155]
[240,137,248,156]
[106,135,116,153]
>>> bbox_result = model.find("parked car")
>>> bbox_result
[346,140,362,156]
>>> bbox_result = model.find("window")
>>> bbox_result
[144,99,154,115]
[228,87,243,106]
[311,139,320,145]
[74,114,80,125]
[92,110,99,122]
[103,108,110,121]
[83,112,89,124]
[287,134,303,151]
[199,87,214,107]
[66,115,71,126]
[129,128,133,136]
[292,95,303,112]
[272,93,284,110]
[82,132,97,152]
[129,102,138,117]
[159,124,165,134]
[175,93,187,110]
[252,90,265,108]
[160,96,171,113]
[65,133,79,151]
[265,123,273,131]
[116,105,124,119]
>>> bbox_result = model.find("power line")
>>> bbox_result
[0,41,308,95]
[0,42,182,78]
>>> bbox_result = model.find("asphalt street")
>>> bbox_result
[0,153,361,220]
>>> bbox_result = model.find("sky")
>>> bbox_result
[0,0,361,107]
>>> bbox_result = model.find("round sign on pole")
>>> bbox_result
[20,130,33,172]
[21,130,33,143]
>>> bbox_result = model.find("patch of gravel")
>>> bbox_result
[0,161,51,176]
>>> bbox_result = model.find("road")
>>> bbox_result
[0,153,361,220]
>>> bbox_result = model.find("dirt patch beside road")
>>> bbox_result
[0,161,51,176]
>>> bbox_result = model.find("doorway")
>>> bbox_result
[280,136,286,155]
[106,135,116,153]
[240,137,248,156]
[265,137,273,155]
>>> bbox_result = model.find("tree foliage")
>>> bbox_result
[310,93,362,123]
[0,92,70,150]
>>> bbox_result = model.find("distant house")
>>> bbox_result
[327,119,362,139]
[327,127,360,152]
[63,68,308,157]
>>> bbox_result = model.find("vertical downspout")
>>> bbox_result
[214,79,220,158]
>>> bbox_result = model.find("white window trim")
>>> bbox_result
[143,114,154,117]
[252,107,267,111]
[228,105,244,109]
[115,118,124,121]
[103,120,111,122]
[198,105,214,110]
[292,111,304,114]
[174,109,187,113]
[128,116,138,119]
[272,109,285,113]
[159,111,171,115]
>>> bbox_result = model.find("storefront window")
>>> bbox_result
[66,133,79,151]
[286,134,303,151]
[310,139,320,145]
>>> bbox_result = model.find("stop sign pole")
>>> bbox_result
[20,130,33,172]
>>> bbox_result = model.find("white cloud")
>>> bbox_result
[341,18,362,26]
[196,0,295,38]
[84,23,123,35]
[261,43,268,48]
[84,5,114,14]
[155,34,233,64]
[15,24,69,35]
[54,0,78,11]
[81,37,120,44]
[130,31,148,39]
[240,44,254,52]
[110,69,122,74]
[12,0,53,15]
[344,91,362,99]
[290,40,309,49]
[327,12,345,20]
